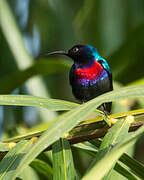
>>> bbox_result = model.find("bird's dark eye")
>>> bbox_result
[73,47,79,53]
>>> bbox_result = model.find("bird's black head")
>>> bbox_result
[46,44,101,65]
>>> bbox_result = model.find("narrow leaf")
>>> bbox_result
[52,138,79,180]
[0,95,78,111]
[0,140,34,180]
[82,126,144,180]
[0,143,10,152]
[119,153,144,179]
[114,163,139,180]
[30,159,53,180]
[18,166,39,180]
[87,116,132,179]
[12,85,144,178]
[73,143,140,180]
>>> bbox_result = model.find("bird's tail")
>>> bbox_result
[104,102,112,114]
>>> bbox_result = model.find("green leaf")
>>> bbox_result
[30,159,53,180]
[0,140,34,180]
[82,126,144,180]
[0,95,78,111]
[100,117,132,150]
[119,153,144,179]
[72,142,98,159]
[9,85,144,179]
[0,143,10,152]
[3,131,46,143]
[52,138,79,180]
[18,166,39,180]
[87,116,132,179]
[73,142,97,153]
[73,143,140,180]
[114,163,139,180]
[3,108,144,144]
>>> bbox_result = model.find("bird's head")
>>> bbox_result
[46,44,101,66]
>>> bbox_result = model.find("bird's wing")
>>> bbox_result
[97,59,113,89]
[69,64,75,86]
[97,58,113,113]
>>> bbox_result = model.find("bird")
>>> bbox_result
[47,45,113,114]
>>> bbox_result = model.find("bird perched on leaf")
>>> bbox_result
[47,45,113,115]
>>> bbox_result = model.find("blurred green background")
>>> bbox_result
[0,0,144,174]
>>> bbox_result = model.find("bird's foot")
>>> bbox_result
[97,105,112,126]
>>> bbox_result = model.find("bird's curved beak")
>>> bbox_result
[46,50,68,56]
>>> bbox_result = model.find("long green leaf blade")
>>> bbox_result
[18,166,39,180]
[73,143,140,180]
[10,85,144,179]
[119,153,144,179]
[82,126,144,180]
[87,116,132,179]
[0,140,34,180]
[30,159,53,180]
[52,138,79,180]
[0,95,78,111]
[114,163,140,180]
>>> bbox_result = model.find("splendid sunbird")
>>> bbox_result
[47,45,113,114]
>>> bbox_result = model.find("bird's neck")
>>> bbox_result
[74,58,95,68]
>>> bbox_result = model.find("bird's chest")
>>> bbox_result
[73,63,107,86]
